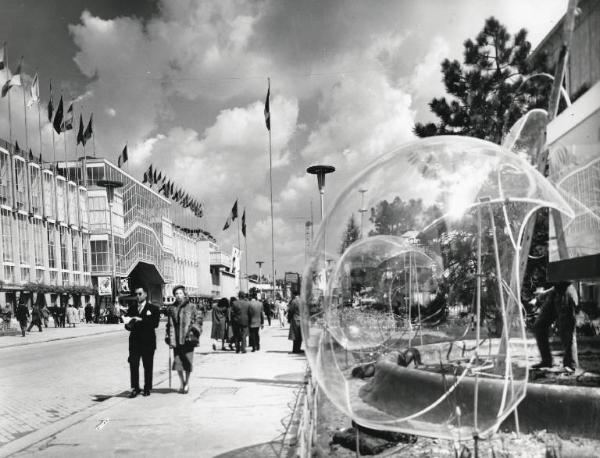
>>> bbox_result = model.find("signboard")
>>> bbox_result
[98,276,113,296]
[285,272,300,284]
[119,277,130,294]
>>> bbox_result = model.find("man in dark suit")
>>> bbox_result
[231,292,251,353]
[125,285,160,397]
[249,294,264,352]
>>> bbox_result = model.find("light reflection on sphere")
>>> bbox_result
[300,135,573,440]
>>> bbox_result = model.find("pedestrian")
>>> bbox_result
[287,294,304,353]
[263,299,272,326]
[66,299,77,328]
[231,292,251,353]
[27,305,43,333]
[16,302,29,337]
[533,281,579,372]
[41,304,50,328]
[249,293,265,352]
[165,285,202,394]
[278,299,287,328]
[210,298,228,351]
[85,302,94,323]
[2,305,12,331]
[125,285,161,397]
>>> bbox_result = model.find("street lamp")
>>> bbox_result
[98,179,123,310]
[358,188,368,238]
[256,260,264,299]
[306,165,335,221]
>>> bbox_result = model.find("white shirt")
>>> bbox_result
[137,301,147,315]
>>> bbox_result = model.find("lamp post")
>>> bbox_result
[306,165,335,222]
[98,179,123,310]
[256,260,264,299]
[358,188,368,238]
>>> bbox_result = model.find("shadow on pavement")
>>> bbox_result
[234,377,304,387]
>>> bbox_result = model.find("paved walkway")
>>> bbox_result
[0,320,123,349]
[2,321,308,458]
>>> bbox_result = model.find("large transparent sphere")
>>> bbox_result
[301,135,573,440]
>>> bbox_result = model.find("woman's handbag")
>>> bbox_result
[185,328,200,347]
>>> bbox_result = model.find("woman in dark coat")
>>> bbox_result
[210,298,228,351]
[287,294,303,353]
[165,285,202,393]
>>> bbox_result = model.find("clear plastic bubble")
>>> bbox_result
[301,135,574,440]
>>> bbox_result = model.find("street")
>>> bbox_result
[0,321,308,457]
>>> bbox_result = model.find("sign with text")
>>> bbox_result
[98,276,112,296]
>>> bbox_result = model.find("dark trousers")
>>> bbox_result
[292,338,303,353]
[233,324,248,353]
[129,348,155,390]
[534,297,576,368]
[266,313,271,326]
[27,320,43,332]
[19,321,27,337]
[249,327,260,350]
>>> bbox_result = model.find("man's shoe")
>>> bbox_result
[143,389,151,396]
[251,348,256,352]
[531,361,552,369]
[129,389,141,398]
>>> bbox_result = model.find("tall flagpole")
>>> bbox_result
[5,44,17,209]
[236,199,242,292]
[21,66,29,152]
[50,79,57,175]
[267,77,276,301]
[36,89,46,218]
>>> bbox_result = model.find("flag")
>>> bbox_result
[1,57,22,97]
[47,81,54,122]
[77,114,84,145]
[0,45,4,70]
[52,96,63,134]
[62,103,73,131]
[27,73,39,107]
[142,171,148,184]
[38,149,42,165]
[83,113,93,145]
[264,80,271,131]
[14,141,21,155]
[148,164,154,184]
[242,209,246,237]
[222,199,238,231]
[28,148,34,162]
[121,145,128,164]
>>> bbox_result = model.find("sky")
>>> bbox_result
[0,0,568,278]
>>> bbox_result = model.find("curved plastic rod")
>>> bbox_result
[516,73,572,107]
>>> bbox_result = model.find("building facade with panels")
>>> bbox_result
[0,140,92,311]
[63,158,217,309]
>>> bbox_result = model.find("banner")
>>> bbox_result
[98,276,112,296]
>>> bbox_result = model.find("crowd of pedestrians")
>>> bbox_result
[208,292,303,355]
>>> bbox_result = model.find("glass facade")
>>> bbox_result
[1,209,12,263]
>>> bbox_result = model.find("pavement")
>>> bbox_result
[1,320,308,458]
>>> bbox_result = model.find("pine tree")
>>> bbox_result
[339,215,361,254]
[414,17,551,144]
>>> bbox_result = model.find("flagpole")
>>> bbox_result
[21,65,29,152]
[267,77,276,301]
[82,109,87,187]
[36,92,46,219]
[244,221,248,296]
[62,96,69,182]
[91,115,96,158]
[236,199,242,292]
[50,79,57,176]
[5,44,17,209]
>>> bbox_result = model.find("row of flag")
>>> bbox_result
[1,44,130,170]
[222,199,247,237]
[141,164,203,217]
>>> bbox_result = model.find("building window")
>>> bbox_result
[82,234,90,272]
[62,271,70,286]
[91,239,109,273]
[20,267,30,283]
[0,151,10,206]
[3,265,14,282]
[1,210,12,262]
[29,165,42,215]
[35,268,44,283]
[18,215,29,265]
[49,270,58,285]
[56,179,66,222]
[72,234,80,272]
[43,172,55,218]
[33,218,44,266]
[60,226,69,271]
[47,223,56,269]
[14,159,27,210]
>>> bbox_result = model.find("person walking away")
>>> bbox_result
[263,299,272,326]
[2,305,12,331]
[249,294,265,352]
[278,299,287,327]
[288,294,304,353]
[85,302,94,323]
[27,305,43,333]
[126,285,161,397]
[210,298,227,351]
[533,281,579,371]
[165,285,202,394]
[41,304,50,328]
[231,293,251,353]
[16,302,29,337]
